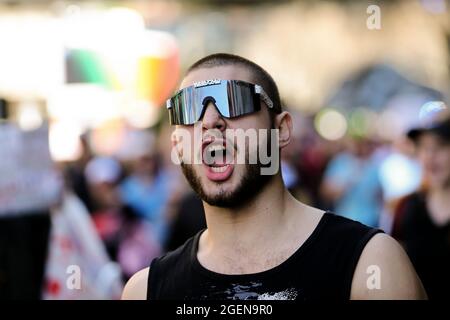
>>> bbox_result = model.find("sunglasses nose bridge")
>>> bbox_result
[200,101,226,130]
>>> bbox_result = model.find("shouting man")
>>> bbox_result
[122,53,426,300]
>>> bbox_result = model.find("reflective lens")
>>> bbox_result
[167,80,270,125]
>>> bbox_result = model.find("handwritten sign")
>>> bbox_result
[0,124,61,216]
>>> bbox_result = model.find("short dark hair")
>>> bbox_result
[186,53,282,114]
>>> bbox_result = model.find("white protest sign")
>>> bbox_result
[0,124,61,216]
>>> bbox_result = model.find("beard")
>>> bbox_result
[180,134,276,209]
[181,161,274,209]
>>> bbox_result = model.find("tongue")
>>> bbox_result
[212,156,226,166]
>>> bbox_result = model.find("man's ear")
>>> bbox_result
[274,111,293,149]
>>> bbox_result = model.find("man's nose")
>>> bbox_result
[200,102,226,131]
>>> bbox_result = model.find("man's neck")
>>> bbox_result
[202,176,290,250]
[197,175,323,274]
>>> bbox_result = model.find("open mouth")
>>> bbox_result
[202,139,234,181]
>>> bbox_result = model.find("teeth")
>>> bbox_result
[211,165,228,173]
[208,144,225,152]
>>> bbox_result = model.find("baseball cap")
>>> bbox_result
[85,156,122,184]
[407,101,450,142]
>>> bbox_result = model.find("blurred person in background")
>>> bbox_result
[164,191,206,252]
[85,156,125,260]
[84,156,161,280]
[392,106,450,300]
[0,99,54,299]
[64,133,94,213]
[287,112,331,207]
[43,186,123,300]
[320,135,383,227]
[118,130,175,248]
[378,135,423,233]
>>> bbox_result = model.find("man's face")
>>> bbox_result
[172,65,276,208]
[416,133,450,188]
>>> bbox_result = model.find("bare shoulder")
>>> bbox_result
[350,233,427,300]
[121,267,149,300]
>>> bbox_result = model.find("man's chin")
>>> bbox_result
[186,169,250,207]
[197,181,240,206]
[200,191,243,208]
[181,161,273,209]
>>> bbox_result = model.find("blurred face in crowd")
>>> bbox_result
[89,181,121,210]
[416,133,450,189]
[347,137,374,158]
[133,152,157,178]
[172,65,278,208]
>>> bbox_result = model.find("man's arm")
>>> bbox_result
[121,267,149,300]
[350,233,427,299]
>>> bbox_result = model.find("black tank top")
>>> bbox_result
[147,212,382,300]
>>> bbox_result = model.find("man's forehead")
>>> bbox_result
[179,65,253,90]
